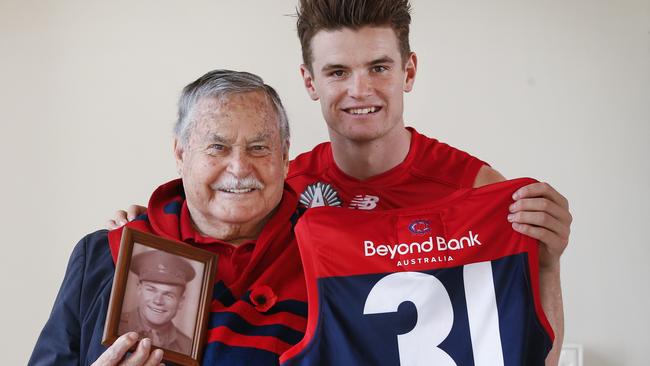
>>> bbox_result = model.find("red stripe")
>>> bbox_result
[206,326,293,355]
[210,299,307,332]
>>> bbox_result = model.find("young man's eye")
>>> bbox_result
[371,65,388,73]
[330,70,346,78]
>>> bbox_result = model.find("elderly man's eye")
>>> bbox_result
[250,145,270,155]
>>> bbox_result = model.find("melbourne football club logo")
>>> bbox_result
[408,219,432,235]
[348,195,380,210]
[299,182,342,208]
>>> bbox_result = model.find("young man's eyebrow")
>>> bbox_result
[368,56,396,66]
[321,63,348,72]
[320,56,396,72]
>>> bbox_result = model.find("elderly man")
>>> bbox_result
[29,70,307,366]
[118,250,196,355]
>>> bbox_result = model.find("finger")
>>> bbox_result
[512,222,568,251]
[92,332,139,366]
[513,182,569,209]
[126,205,146,221]
[114,210,129,225]
[141,349,165,366]
[123,338,152,366]
[105,219,120,231]
[509,198,573,224]
[508,211,569,239]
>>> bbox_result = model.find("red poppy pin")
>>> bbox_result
[250,285,278,313]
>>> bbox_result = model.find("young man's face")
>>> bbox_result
[301,26,416,144]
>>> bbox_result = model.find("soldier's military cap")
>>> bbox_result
[130,250,196,286]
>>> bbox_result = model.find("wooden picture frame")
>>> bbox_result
[102,227,217,366]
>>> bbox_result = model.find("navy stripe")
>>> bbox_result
[202,341,280,365]
[133,213,148,222]
[243,291,308,317]
[163,200,182,215]
[290,206,306,229]
[208,311,304,345]
[213,281,237,306]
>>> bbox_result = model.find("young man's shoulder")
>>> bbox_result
[403,128,489,188]
[287,141,332,179]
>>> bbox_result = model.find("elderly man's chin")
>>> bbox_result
[210,192,278,222]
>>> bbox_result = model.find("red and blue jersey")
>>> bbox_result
[281,178,554,366]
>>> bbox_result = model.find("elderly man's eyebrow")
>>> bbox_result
[247,132,272,143]
[206,133,232,144]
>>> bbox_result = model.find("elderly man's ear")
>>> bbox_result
[282,146,290,179]
[173,138,185,176]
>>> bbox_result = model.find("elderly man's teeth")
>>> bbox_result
[349,107,377,115]
[223,188,254,193]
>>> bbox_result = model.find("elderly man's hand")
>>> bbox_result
[105,205,147,230]
[507,182,572,270]
[92,332,164,366]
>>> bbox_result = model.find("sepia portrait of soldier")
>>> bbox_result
[118,249,197,355]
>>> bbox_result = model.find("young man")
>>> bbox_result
[287,1,570,364]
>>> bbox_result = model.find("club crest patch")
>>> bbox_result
[408,219,432,235]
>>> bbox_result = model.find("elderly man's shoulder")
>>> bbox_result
[69,229,112,261]
[64,229,115,287]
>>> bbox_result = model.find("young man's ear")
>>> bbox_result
[173,138,184,176]
[403,52,418,93]
[300,64,320,101]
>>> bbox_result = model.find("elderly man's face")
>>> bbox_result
[136,280,184,327]
[175,91,289,239]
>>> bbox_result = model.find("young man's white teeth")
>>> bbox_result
[349,107,376,114]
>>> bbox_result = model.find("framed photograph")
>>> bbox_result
[102,227,217,366]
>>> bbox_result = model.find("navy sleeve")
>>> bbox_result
[29,230,114,366]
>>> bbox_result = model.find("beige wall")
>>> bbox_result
[2,0,648,364]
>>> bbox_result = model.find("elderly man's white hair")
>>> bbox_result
[174,69,290,150]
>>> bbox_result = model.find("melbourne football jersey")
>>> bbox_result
[280,178,553,366]
[287,127,486,211]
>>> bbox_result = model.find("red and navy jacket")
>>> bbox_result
[29,179,307,366]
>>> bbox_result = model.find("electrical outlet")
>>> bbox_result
[559,343,583,366]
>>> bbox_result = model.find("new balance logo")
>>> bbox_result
[349,195,379,210]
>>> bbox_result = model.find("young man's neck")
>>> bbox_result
[329,126,412,180]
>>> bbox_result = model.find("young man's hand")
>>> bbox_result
[106,205,146,230]
[508,181,572,270]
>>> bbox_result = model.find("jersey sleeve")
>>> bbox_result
[413,137,488,189]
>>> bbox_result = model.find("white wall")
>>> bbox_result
[1,0,648,364]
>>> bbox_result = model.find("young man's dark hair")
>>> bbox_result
[296,0,412,69]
